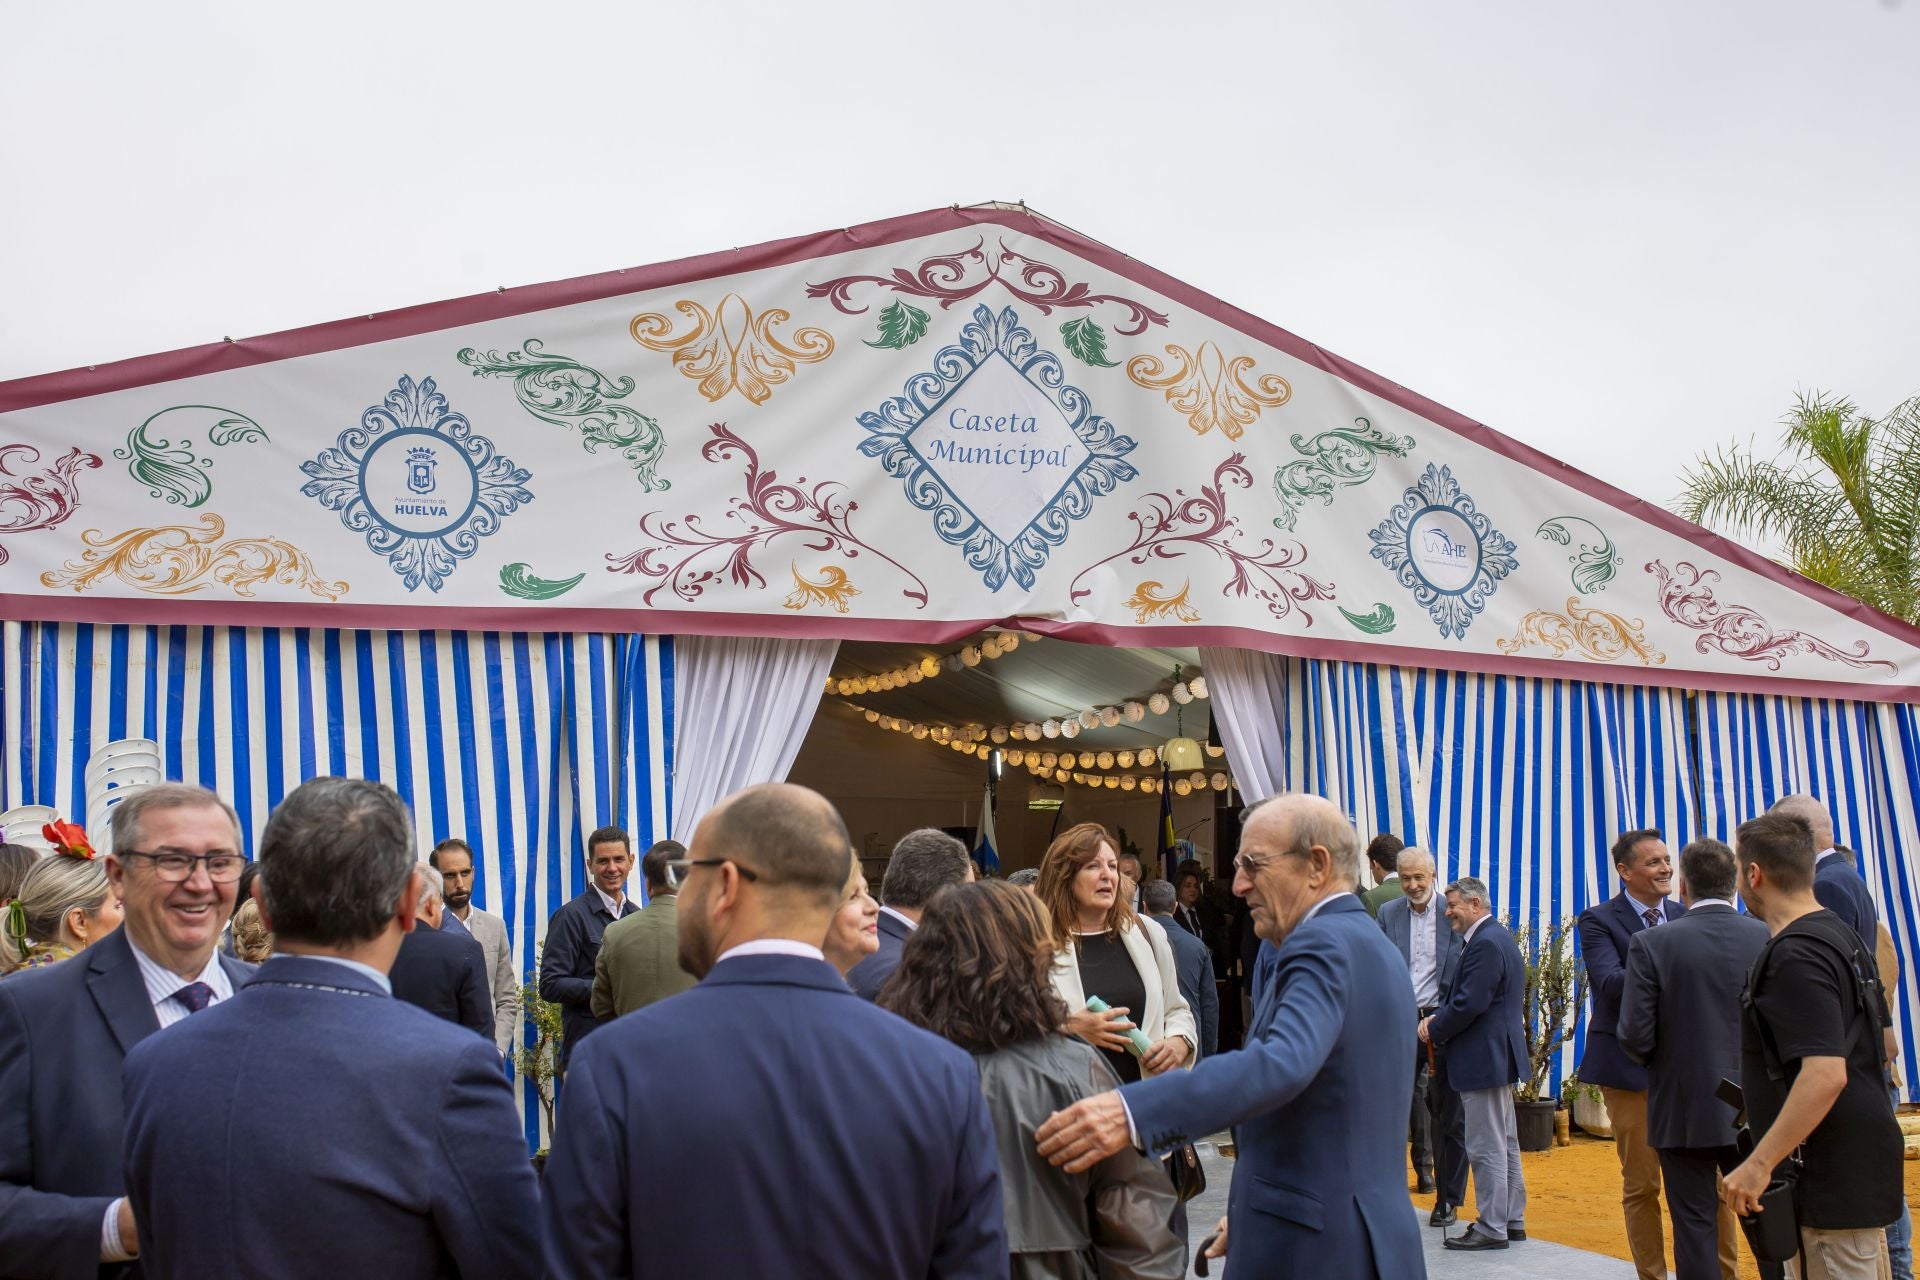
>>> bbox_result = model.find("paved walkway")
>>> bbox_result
[1180,1145,1635,1279]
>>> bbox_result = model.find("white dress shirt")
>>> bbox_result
[1462,912,1492,946]
[715,939,826,964]
[879,906,917,932]
[105,939,239,1261]
[1407,897,1440,1007]
[592,883,630,919]
[1688,897,1735,912]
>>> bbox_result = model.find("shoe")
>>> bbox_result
[1429,1203,1457,1227]
[1507,1228,1526,1241]
[1444,1226,1509,1251]
[1415,1171,1436,1194]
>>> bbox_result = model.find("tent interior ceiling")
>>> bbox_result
[827,633,1211,751]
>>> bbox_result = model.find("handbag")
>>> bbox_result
[1164,1140,1206,1203]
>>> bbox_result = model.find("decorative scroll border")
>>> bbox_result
[1646,560,1895,671]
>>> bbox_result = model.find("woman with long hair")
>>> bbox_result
[880,881,1182,1279]
[4,849,123,971]
[1037,823,1195,1084]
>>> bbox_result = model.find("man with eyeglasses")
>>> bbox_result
[542,783,1005,1279]
[0,782,255,1278]
[1034,794,1425,1279]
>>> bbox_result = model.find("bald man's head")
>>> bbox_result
[699,783,852,911]
[1768,794,1834,851]
[1244,794,1363,891]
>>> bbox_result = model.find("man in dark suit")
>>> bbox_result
[542,784,1003,1277]
[1144,878,1218,1059]
[1423,876,1529,1251]
[1577,828,1685,1280]
[1037,794,1425,1278]
[1616,838,1770,1280]
[0,783,252,1280]
[120,777,539,1280]
[1773,795,1877,950]
[539,825,635,1071]
[846,827,971,1001]
[388,861,493,1042]
[1379,846,1466,1220]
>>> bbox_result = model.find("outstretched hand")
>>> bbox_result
[1035,1091,1132,1174]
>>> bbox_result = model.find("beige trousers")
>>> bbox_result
[1602,1087,1668,1280]
[1786,1227,1892,1280]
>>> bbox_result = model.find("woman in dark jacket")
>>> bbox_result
[880,881,1183,1280]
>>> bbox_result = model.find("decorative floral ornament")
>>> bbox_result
[631,293,834,406]
[43,819,94,859]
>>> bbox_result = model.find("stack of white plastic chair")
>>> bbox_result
[83,739,164,855]
[0,804,56,850]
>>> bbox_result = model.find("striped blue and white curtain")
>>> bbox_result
[1224,654,1699,1093]
[1696,692,1920,1096]
[0,620,674,1145]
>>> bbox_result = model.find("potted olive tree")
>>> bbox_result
[1511,916,1587,1151]
[514,949,563,1170]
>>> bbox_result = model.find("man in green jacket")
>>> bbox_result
[591,840,697,1019]
[1361,834,1406,917]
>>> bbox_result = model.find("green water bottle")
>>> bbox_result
[1085,995,1153,1058]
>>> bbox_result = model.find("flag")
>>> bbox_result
[974,784,1000,875]
[1157,768,1176,877]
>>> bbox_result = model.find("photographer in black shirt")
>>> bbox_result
[1723,811,1903,1278]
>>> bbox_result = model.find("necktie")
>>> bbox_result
[174,981,215,1013]
[1641,907,1659,929]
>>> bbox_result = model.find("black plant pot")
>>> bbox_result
[1515,1099,1557,1152]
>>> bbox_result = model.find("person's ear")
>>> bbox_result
[396,868,423,933]
[66,905,90,944]
[103,854,127,899]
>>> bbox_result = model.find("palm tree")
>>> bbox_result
[1677,391,1920,623]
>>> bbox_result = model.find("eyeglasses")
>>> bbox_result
[1231,852,1268,875]
[665,857,760,883]
[119,849,248,883]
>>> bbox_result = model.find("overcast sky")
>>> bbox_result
[5,1,1915,521]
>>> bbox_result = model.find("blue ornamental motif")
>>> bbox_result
[1368,463,1517,639]
[300,375,532,593]
[856,305,1137,591]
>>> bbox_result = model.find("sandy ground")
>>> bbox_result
[1408,1133,1920,1279]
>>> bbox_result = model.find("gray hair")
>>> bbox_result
[415,861,444,911]
[1769,794,1835,848]
[7,853,112,956]
[880,828,972,909]
[1445,876,1489,907]
[110,782,243,857]
[1141,878,1178,915]
[1006,867,1040,888]
[1396,846,1436,876]
[258,778,416,947]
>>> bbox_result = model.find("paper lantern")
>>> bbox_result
[1189,772,1208,789]
[1096,751,1115,770]
[1099,707,1121,727]
[1211,773,1230,790]
[1104,776,1119,789]
[1206,743,1226,758]
[1148,692,1171,715]
[1162,737,1204,771]
[991,726,1008,744]
[1116,751,1135,769]
[961,646,982,667]
[1121,775,1137,791]
[1189,676,1208,699]
[999,633,1020,651]
[1078,709,1099,729]
[912,725,929,740]
[1138,747,1157,767]
[1123,701,1145,722]
[1061,720,1081,739]
[980,636,1000,658]
[1140,778,1157,794]
[1171,683,1193,705]
[1174,779,1192,796]
[1007,750,1024,766]
[1055,769,1070,782]
[1042,720,1060,738]
[920,657,940,678]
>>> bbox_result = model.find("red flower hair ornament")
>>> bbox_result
[42,820,95,860]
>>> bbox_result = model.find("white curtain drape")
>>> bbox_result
[1199,647,1289,802]
[669,634,838,838]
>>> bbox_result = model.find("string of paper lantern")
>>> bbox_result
[823,632,1037,698]
[837,673,1208,746]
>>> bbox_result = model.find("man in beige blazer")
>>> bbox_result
[592,841,697,1020]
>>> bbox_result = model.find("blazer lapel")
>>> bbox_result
[86,931,160,1056]
[1120,922,1163,1041]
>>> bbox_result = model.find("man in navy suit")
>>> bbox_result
[120,777,539,1280]
[1576,828,1685,1279]
[388,861,494,1042]
[540,825,635,1071]
[1379,846,1467,1222]
[0,783,253,1280]
[847,827,972,1000]
[1036,794,1426,1279]
[1422,876,1529,1250]
[541,784,1004,1278]
[1616,838,1771,1280]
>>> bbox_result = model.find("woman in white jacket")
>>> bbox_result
[1037,822,1196,1082]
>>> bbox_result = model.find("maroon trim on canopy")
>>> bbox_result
[9,590,1916,704]
[6,201,1919,666]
